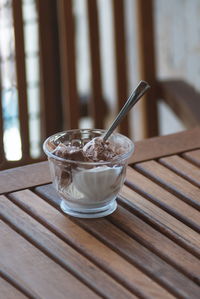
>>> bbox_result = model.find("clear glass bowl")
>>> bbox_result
[43,129,134,218]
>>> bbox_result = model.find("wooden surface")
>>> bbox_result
[0,128,200,298]
[136,0,159,137]
[113,0,129,136]
[37,0,63,138]
[12,0,30,159]
[158,80,200,128]
[57,0,79,130]
[87,0,104,129]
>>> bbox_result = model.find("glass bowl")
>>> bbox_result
[43,129,134,218]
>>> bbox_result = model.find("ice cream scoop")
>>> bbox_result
[83,80,150,155]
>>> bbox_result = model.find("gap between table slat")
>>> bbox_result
[34,183,200,259]
[158,155,200,188]
[182,149,200,167]
[0,275,30,299]
[0,219,99,299]
[7,189,176,299]
[134,160,200,211]
[125,167,200,233]
[22,187,200,298]
[1,195,135,299]
[72,216,200,299]
[119,186,200,259]
[107,205,200,285]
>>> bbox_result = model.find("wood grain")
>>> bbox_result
[0,220,99,299]
[136,0,158,137]
[9,189,174,298]
[183,149,200,167]
[134,160,200,209]
[120,185,200,258]
[57,0,79,129]
[126,167,200,232]
[112,0,129,136]
[12,0,30,159]
[0,195,135,299]
[130,127,200,164]
[159,155,200,187]
[37,0,62,138]
[12,188,199,298]
[0,161,50,194]
[108,205,200,284]
[1,128,200,193]
[0,277,28,299]
[87,0,104,129]
[158,80,200,127]
[74,216,200,298]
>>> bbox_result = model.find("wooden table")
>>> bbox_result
[1,127,200,298]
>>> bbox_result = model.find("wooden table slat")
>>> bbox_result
[183,149,200,167]
[35,183,200,257]
[0,277,28,299]
[135,160,200,210]
[130,127,200,164]
[109,205,200,285]
[0,220,99,299]
[0,195,135,299]
[74,217,200,299]
[8,189,175,298]
[126,167,200,232]
[159,155,200,187]
[120,185,200,258]
[0,161,50,194]
[10,189,199,299]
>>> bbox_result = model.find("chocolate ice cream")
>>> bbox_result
[52,138,122,162]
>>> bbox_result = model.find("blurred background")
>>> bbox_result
[1,0,200,169]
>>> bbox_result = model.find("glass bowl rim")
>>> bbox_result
[43,129,134,165]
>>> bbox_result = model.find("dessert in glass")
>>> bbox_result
[43,129,134,218]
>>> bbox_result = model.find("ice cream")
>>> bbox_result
[82,137,123,161]
[53,143,86,161]
[52,137,123,162]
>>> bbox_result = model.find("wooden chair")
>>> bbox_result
[1,0,200,170]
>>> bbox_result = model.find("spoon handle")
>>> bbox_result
[103,80,150,141]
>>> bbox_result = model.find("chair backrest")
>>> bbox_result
[38,0,159,136]
[2,0,199,170]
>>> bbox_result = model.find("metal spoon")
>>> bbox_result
[102,80,150,141]
[83,80,150,152]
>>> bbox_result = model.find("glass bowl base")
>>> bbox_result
[60,199,117,218]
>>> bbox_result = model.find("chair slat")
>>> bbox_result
[112,0,129,136]
[87,0,104,128]
[0,69,5,165]
[37,0,63,138]
[158,80,200,127]
[57,0,79,130]
[12,0,30,158]
[136,0,158,137]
